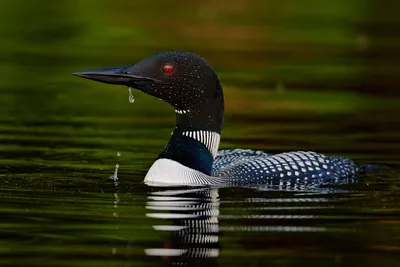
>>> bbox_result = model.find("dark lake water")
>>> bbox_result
[1,1,400,266]
[2,86,400,267]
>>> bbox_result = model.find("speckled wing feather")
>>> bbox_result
[212,150,358,186]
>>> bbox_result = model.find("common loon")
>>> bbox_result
[74,51,368,187]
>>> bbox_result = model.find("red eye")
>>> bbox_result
[163,64,174,74]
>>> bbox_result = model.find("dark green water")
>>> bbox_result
[1,1,400,266]
[2,84,400,267]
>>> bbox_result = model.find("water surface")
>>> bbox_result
[1,88,400,267]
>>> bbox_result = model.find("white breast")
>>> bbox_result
[144,159,214,186]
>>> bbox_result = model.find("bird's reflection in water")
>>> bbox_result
[145,187,220,267]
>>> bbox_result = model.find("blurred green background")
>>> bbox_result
[1,0,400,180]
[1,0,400,181]
[1,0,400,103]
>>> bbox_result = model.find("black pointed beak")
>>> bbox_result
[73,66,158,86]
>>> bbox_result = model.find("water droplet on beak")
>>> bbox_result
[128,87,135,103]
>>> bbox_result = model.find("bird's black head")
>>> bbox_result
[74,51,224,122]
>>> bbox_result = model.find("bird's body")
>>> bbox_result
[212,149,357,187]
[74,51,367,187]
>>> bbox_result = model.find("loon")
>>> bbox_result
[74,51,367,187]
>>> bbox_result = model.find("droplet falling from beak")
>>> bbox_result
[128,87,135,103]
